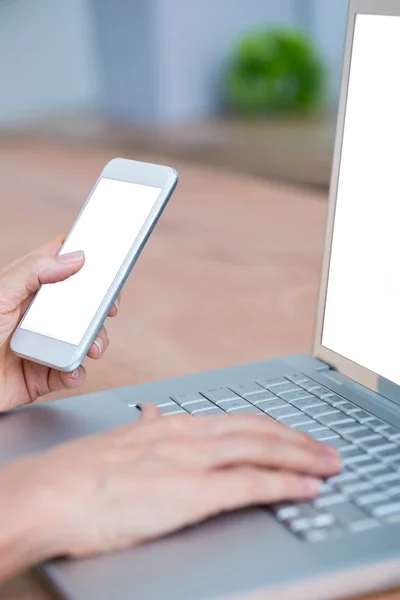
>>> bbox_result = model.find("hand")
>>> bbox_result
[2,406,340,563]
[0,236,120,411]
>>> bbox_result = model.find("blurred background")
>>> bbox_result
[0,0,348,189]
[0,0,349,393]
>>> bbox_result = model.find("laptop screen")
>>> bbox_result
[322,14,400,386]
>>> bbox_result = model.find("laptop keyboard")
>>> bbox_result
[134,372,400,542]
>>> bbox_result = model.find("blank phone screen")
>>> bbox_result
[20,177,161,346]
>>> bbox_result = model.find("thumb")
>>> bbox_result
[0,250,85,312]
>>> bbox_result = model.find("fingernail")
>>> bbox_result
[70,369,80,380]
[114,298,119,311]
[93,337,103,355]
[305,477,322,494]
[59,250,84,264]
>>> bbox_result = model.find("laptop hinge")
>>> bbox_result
[312,359,332,372]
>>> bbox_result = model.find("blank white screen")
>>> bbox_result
[21,177,161,345]
[322,14,400,385]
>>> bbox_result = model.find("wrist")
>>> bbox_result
[0,457,64,583]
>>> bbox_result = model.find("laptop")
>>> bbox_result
[3,1,400,598]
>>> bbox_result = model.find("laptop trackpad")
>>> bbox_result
[0,390,139,466]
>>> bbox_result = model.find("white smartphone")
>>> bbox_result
[11,157,178,372]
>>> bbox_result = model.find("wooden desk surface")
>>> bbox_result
[0,139,398,600]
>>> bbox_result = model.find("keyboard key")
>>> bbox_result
[283,415,315,428]
[180,400,215,412]
[332,423,368,435]
[286,510,334,532]
[272,504,299,521]
[380,484,400,498]
[299,526,343,542]
[293,503,320,520]
[319,482,335,494]
[161,405,188,416]
[384,513,400,525]
[171,392,204,406]
[295,422,329,435]
[299,380,321,392]
[376,448,400,463]
[311,387,335,399]
[285,373,310,384]
[389,459,400,469]
[151,400,176,408]
[370,502,400,518]
[349,519,380,532]
[352,410,375,423]
[246,392,278,406]
[303,404,335,418]
[342,428,381,443]
[327,502,370,527]
[324,394,347,407]
[193,407,224,416]
[265,406,301,420]
[348,458,383,474]
[342,449,370,465]
[327,437,352,450]
[354,492,389,507]
[366,418,390,432]
[359,438,396,454]
[338,443,358,455]
[307,428,332,441]
[316,413,355,427]
[290,397,323,409]
[269,384,298,395]
[314,493,347,508]
[312,431,340,442]
[336,401,359,414]
[202,388,242,403]
[224,405,262,415]
[216,398,250,410]
[278,390,314,402]
[276,409,303,422]
[328,472,358,485]
[367,469,400,486]
[381,427,400,441]
[336,481,373,495]
[257,378,291,390]
[229,382,265,397]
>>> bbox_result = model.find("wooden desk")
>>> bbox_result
[0,139,398,600]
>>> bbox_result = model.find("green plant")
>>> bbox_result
[225,27,326,115]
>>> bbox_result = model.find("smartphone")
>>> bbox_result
[11,157,178,372]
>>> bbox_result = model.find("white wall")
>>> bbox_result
[0,0,350,126]
[153,0,296,122]
[0,0,100,124]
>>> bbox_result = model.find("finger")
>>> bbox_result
[108,295,121,318]
[87,326,109,360]
[164,413,332,453]
[0,249,85,311]
[170,468,322,534]
[201,468,322,515]
[172,432,340,477]
[138,404,162,423]
[47,366,86,393]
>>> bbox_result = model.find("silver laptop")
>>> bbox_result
[3,1,400,598]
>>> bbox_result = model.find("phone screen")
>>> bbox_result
[20,177,161,346]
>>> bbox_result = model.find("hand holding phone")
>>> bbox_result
[11,158,178,372]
